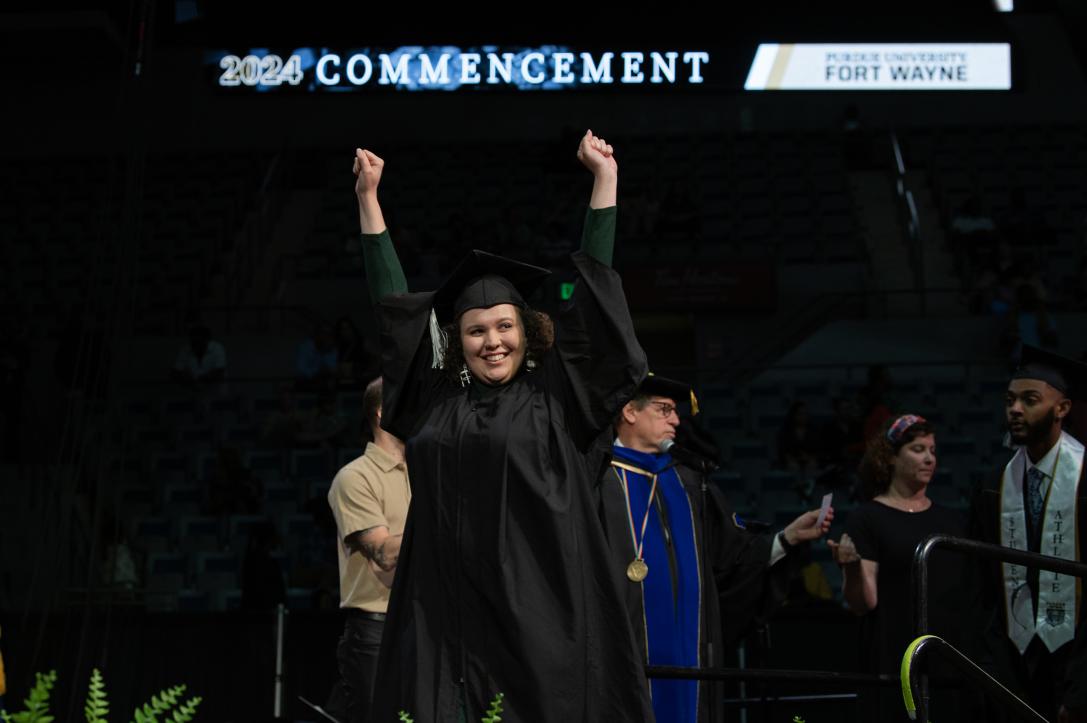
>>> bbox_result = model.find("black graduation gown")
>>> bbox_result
[371,250,654,723]
[598,458,794,723]
[968,455,1087,717]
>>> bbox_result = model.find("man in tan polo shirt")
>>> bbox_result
[327,377,410,723]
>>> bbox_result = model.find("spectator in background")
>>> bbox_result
[296,323,338,391]
[777,401,818,473]
[172,323,226,385]
[241,520,287,610]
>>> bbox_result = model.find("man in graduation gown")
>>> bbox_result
[598,375,833,723]
[969,345,1087,723]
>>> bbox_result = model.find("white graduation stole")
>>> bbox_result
[1000,431,1083,653]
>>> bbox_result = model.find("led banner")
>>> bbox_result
[209,47,712,92]
[744,43,1011,91]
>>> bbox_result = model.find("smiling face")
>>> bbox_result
[458,303,525,386]
[891,433,937,488]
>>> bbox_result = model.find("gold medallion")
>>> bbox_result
[626,558,649,582]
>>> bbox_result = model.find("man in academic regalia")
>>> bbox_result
[598,374,833,723]
[970,345,1087,723]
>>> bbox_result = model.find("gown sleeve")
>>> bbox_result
[704,483,794,647]
[553,206,648,451]
[361,229,446,439]
[360,230,408,303]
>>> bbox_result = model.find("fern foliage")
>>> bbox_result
[1,669,57,723]
[481,693,504,723]
[84,668,109,723]
[0,670,199,723]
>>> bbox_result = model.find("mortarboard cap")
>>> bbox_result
[1011,345,1087,400]
[433,250,550,324]
[637,373,700,415]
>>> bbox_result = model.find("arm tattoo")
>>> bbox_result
[372,542,394,572]
[354,526,398,571]
[355,526,382,561]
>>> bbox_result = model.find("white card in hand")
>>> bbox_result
[816,492,833,528]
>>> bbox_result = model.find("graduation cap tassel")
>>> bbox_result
[429,309,448,369]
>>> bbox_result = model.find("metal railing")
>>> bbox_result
[901,635,1046,723]
[646,665,896,687]
[646,664,898,721]
[912,534,1087,722]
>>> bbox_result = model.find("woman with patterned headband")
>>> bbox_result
[828,414,972,722]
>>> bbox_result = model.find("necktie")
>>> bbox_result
[1026,466,1046,530]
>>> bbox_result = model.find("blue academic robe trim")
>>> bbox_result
[611,445,702,723]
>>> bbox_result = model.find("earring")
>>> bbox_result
[525,358,537,371]
[459,364,472,388]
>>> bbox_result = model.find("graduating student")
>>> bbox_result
[970,345,1087,723]
[599,374,832,723]
[354,131,655,723]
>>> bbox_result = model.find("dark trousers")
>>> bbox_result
[326,614,384,723]
[980,633,1071,722]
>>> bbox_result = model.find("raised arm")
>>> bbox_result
[576,130,618,267]
[354,148,408,303]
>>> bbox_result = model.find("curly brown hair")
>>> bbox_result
[857,416,936,499]
[440,306,555,384]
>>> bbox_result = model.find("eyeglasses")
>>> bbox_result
[647,401,678,418]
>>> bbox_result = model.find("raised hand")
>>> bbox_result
[352,147,386,234]
[577,129,618,178]
[353,148,385,198]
